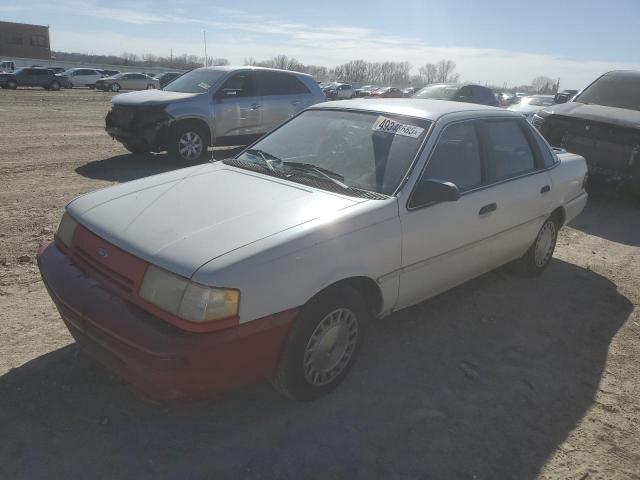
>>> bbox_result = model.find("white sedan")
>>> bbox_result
[38,100,588,401]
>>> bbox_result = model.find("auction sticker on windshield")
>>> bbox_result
[372,116,425,138]
[198,82,211,90]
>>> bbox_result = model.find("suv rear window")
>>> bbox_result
[259,72,310,95]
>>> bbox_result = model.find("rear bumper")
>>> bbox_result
[37,241,296,401]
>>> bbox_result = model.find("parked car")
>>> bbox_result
[97,69,121,77]
[533,70,640,190]
[507,94,555,121]
[154,71,183,89]
[39,99,588,402]
[95,73,160,92]
[414,83,499,106]
[402,87,419,97]
[0,60,16,73]
[354,85,378,97]
[62,68,103,88]
[105,66,325,162]
[324,83,355,100]
[553,89,578,104]
[0,68,65,90]
[370,86,404,98]
[47,67,66,75]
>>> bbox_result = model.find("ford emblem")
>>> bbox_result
[97,248,108,258]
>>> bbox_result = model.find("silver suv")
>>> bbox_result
[105,66,325,162]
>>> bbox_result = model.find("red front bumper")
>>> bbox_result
[37,241,296,401]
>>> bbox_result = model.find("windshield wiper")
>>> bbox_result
[283,162,350,189]
[244,148,281,173]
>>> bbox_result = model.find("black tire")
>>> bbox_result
[270,285,370,401]
[123,144,150,155]
[521,215,559,277]
[88,84,95,90]
[168,123,209,163]
[7,80,17,89]
[50,81,61,91]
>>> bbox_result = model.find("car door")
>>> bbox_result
[257,71,311,133]
[127,74,144,89]
[476,118,553,265]
[18,69,36,86]
[213,71,262,140]
[397,119,498,309]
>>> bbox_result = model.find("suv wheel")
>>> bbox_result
[7,79,17,89]
[169,124,209,163]
[270,285,369,401]
[50,81,61,91]
[111,83,121,92]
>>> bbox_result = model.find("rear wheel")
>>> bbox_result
[521,216,559,276]
[111,83,121,92]
[168,123,209,163]
[270,285,369,401]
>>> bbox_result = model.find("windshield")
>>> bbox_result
[575,73,640,111]
[229,109,431,196]
[163,68,227,93]
[414,85,459,100]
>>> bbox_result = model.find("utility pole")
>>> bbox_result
[203,30,208,67]
[170,48,173,66]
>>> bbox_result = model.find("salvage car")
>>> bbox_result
[62,68,103,88]
[533,70,640,190]
[96,73,160,92]
[0,67,65,90]
[414,83,499,106]
[105,66,325,161]
[39,99,588,402]
[507,94,555,121]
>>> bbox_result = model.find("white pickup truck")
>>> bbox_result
[38,100,588,401]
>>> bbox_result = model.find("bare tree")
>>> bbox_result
[244,57,258,66]
[419,63,438,85]
[435,59,459,83]
[210,58,229,66]
[531,76,555,94]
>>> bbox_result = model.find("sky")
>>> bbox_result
[1,0,639,89]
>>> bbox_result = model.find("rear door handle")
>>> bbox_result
[479,203,497,216]
[540,185,551,194]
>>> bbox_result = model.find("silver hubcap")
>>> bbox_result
[112,84,119,91]
[303,308,358,386]
[178,131,204,160]
[534,220,556,267]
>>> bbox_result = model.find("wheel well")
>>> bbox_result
[318,277,383,317]
[550,206,566,227]
[172,119,212,146]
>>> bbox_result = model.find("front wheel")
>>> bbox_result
[168,123,209,163]
[270,285,369,401]
[7,80,17,89]
[50,81,61,91]
[521,216,559,276]
[110,83,121,92]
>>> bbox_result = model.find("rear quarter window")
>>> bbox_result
[483,120,536,181]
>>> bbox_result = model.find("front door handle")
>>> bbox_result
[540,185,551,194]
[479,203,497,216]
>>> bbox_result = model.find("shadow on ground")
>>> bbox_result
[75,146,245,183]
[0,259,631,479]
[569,194,640,247]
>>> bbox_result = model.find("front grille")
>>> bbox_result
[108,106,135,128]
[73,246,135,294]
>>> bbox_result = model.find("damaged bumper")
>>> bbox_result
[105,106,173,151]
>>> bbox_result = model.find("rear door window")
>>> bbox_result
[482,120,536,181]
[422,121,482,191]
[258,71,310,95]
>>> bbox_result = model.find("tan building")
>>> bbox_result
[0,21,51,60]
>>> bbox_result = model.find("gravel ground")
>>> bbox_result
[0,88,639,480]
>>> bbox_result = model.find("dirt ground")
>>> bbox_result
[0,88,639,480]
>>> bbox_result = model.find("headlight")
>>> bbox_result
[139,265,240,323]
[57,212,78,247]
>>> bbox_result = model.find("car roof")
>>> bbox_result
[313,98,508,121]
[199,65,314,79]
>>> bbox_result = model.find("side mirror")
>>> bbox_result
[410,179,460,208]
[554,94,568,104]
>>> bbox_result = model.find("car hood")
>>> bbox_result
[541,102,640,129]
[67,163,362,278]
[112,89,202,106]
